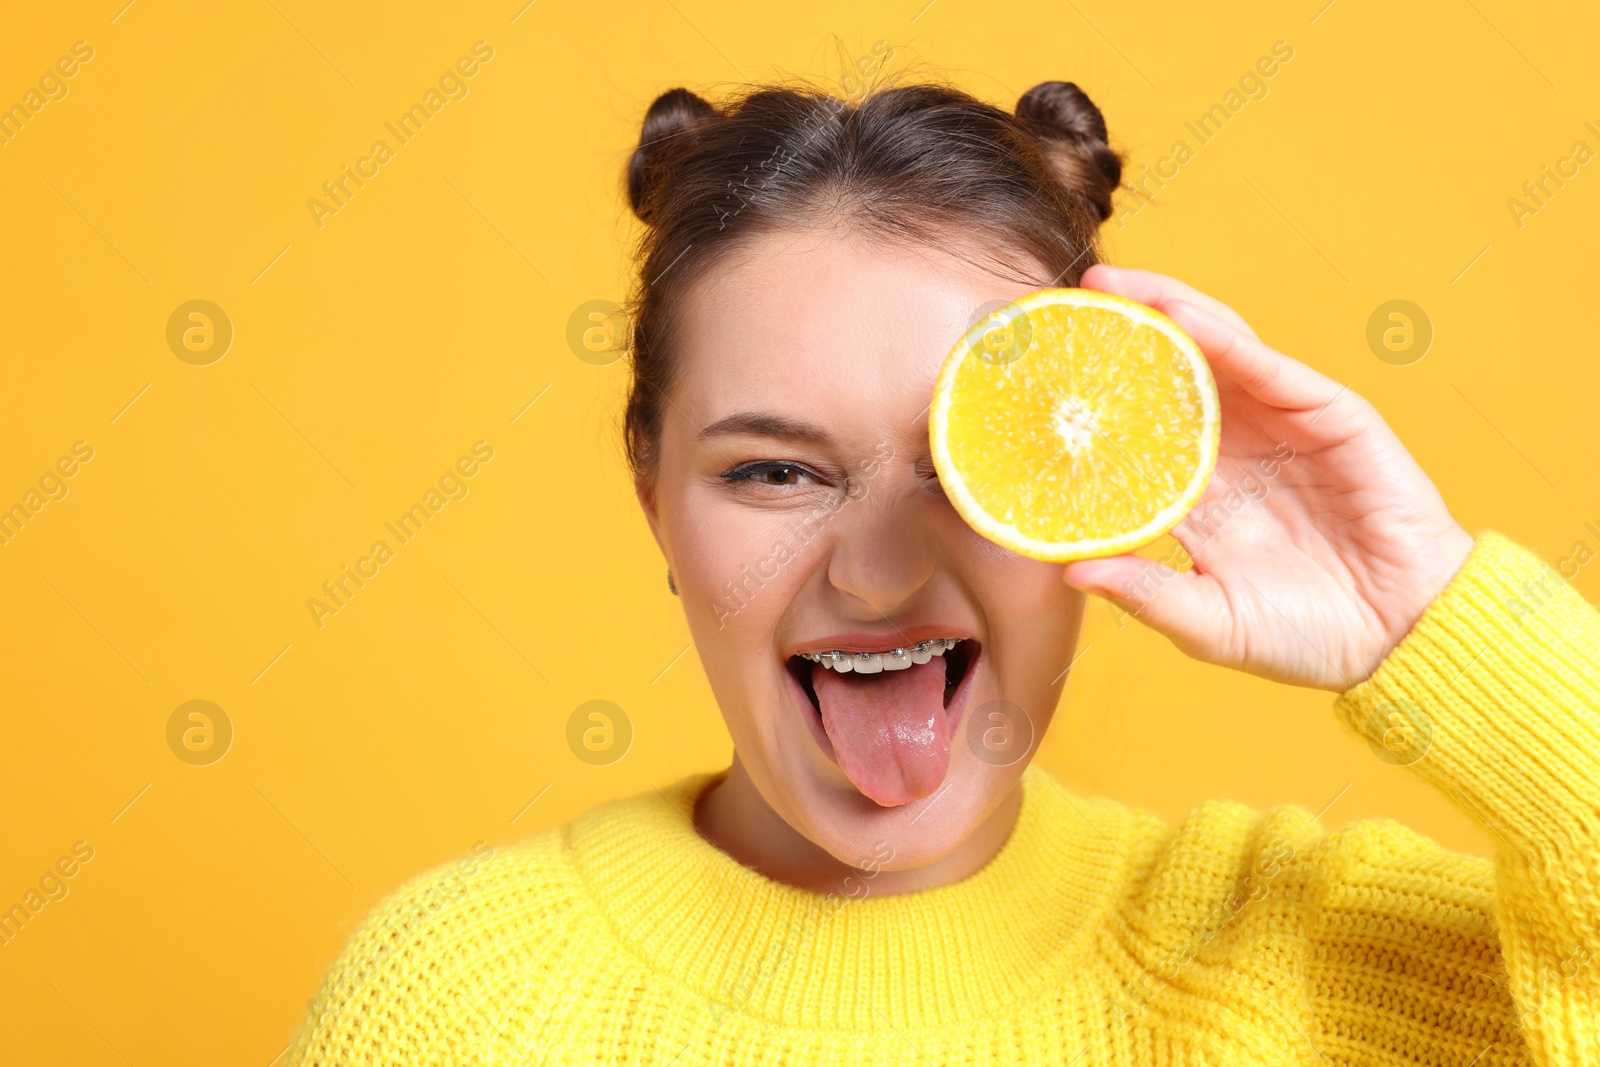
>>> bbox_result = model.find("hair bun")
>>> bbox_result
[1016,81,1108,144]
[628,88,717,224]
[1015,80,1121,221]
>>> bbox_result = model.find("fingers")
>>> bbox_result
[1060,553,1223,653]
[1081,264,1259,340]
[1079,264,1349,415]
[1163,299,1345,413]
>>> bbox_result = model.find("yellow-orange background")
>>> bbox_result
[2,1,1596,1063]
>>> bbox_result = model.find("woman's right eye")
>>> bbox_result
[720,461,821,488]
[757,465,803,486]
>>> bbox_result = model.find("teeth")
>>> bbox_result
[800,638,961,668]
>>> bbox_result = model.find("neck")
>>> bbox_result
[692,754,1024,895]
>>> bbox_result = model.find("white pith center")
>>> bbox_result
[1052,397,1098,456]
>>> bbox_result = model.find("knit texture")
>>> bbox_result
[285,531,1600,1065]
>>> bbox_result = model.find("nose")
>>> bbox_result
[824,479,938,619]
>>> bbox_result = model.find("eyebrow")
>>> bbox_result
[698,411,836,445]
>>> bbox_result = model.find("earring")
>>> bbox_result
[666,569,678,596]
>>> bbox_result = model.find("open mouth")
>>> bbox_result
[787,638,976,712]
[785,637,979,808]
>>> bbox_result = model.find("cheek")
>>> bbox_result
[664,494,829,756]
[964,543,1085,688]
[667,490,822,646]
[985,557,1081,641]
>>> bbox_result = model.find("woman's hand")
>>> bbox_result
[1058,265,1476,693]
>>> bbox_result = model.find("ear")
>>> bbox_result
[635,472,666,555]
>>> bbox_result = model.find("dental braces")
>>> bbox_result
[798,637,961,664]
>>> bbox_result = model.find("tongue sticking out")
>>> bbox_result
[810,657,951,807]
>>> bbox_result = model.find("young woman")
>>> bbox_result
[286,79,1600,1065]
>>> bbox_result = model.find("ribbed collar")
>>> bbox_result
[565,763,1130,1031]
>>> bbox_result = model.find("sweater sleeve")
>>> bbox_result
[1322,530,1600,1064]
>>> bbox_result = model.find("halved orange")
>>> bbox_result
[929,288,1220,562]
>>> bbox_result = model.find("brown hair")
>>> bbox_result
[620,76,1122,478]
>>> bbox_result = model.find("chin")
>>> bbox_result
[787,765,1018,872]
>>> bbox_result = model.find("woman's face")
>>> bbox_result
[639,227,1088,871]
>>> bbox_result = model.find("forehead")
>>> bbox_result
[669,229,1048,441]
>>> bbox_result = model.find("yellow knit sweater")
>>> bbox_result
[285,531,1600,1065]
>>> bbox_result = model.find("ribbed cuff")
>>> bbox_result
[1331,530,1600,867]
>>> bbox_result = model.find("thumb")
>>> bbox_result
[1061,553,1219,644]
